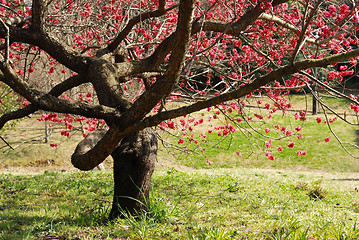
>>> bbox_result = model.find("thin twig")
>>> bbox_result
[0,135,14,150]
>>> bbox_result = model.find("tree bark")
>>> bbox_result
[109,128,157,220]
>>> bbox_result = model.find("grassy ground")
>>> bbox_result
[1,169,359,239]
[0,94,359,239]
[1,94,358,172]
[159,94,359,172]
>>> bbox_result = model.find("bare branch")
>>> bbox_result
[0,135,14,150]
[289,0,322,65]
[97,3,179,57]
[258,13,316,44]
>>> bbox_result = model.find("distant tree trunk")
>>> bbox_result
[109,128,157,220]
[44,120,50,143]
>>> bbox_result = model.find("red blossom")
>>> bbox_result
[167,121,175,129]
[297,151,307,155]
[266,139,272,149]
[268,155,275,160]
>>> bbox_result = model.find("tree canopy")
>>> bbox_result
[0,0,359,216]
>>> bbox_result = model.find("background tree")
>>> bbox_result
[0,0,358,219]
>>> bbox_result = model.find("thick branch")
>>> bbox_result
[146,0,288,69]
[31,0,48,31]
[0,27,88,74]
[71,125,125,170]
[0,75,87,130]
[0,105,37,130]
[71,0,196,170]
[0,59,119,121]
[125,0,196,122]
[71,44,359,171]
[32,33,88,73]
[138,48,359,129]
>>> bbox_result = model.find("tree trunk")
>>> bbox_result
[109,128,157,220]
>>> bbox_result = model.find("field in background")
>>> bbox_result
[1,94,359,173]
[1,94,359,239]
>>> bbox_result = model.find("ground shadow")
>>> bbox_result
[332,178,359,181]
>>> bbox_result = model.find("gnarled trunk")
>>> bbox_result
[109,128,157,220]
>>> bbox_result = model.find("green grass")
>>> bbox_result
[1,95,359,239]
[160,108,359,172]
[1,94,358,172]
[0,117,112,171]
[1,169,359,239]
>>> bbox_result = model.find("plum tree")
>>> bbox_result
[0,0,359,219]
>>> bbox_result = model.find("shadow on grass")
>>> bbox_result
[332,178,359,181]
[0,202,110,240]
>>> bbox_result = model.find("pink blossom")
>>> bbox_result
[268,155,275,160]
[167,121,175,129]
[17,69,24,76]
[288,142,295,148]
[297,151,307,156]
[277,146,283,151]
[266,139,272,149]
[316,117,322,123]
[325,137,330,142]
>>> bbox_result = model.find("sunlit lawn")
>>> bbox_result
[1,94,359,239]
[1,169,359,239]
